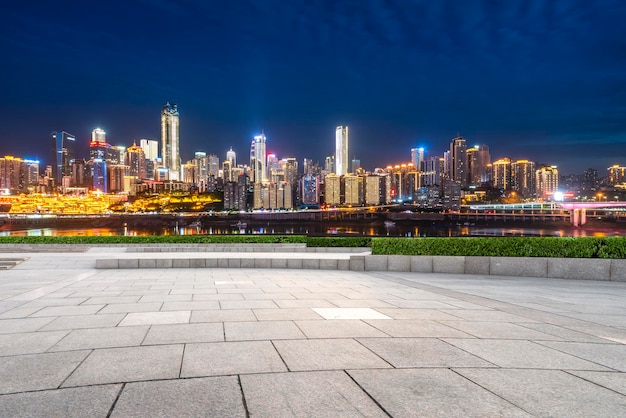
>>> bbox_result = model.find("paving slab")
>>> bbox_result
[49,326,149,351]
[224,320,305,341]
[111,376,245,417]
[62,344,184,387]
[181,341,287,377]
[0,384,121,418]
[537,341,626,372]
[142,323,224,345]
[0,330,69,355]
[456,368,626,417]
[348,368,531,417]
[241,371,387,417]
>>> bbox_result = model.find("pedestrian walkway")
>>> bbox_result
[0,248,625,416]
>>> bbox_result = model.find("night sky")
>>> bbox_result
[2,0,625,175]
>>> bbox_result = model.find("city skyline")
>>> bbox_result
[2,1,625,174]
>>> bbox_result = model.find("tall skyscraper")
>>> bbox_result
[89,128,118,164]
[335,126,349,176]
[140,139,159,161]
[250,133,266,183]
[226,147,236,167]
[410,148,424,171]
[511,160,536,198]
[449,136,467,187]
[125,142,147,179]
[50,131,76,185]
[536,166,559,199]
[492,158,512,190]
[161,102,180,180]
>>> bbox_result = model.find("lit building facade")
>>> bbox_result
[301,174,320,206]
[161,102,180,180]
[324,173,341,206]
[50,131,75,185]
[139,139,159,161]
[492,158,511,190]
[608,165,626,184]
[344,174,361,206]
[536,166,559,199]
[411,147,424,171]
[335,126,349,176]
[250,133,267,183]
[449,136,467,187]
[125,142,147,179]
[511,160,536,198]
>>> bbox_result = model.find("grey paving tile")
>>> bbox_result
[190,309,256,323]
[219,300,278,310]
[568,371,626,395]
[538,341,626,372]
[63,344,184,387]
[98,302,163,314]
[365,319,474,338]
[225,320,305,341]
[273,338,392,371]
[312,308,391,320]
[0,330,68,356]
[375,308,463,321]
[0,384,121,418]
[142,323,224,345]
[348,368,531,417]
[439,309,540,322]
[0,351,90,394]
[111,376,245,417]
[82,296,141,305]
[253,308,323,321]
[49,326,149,351]
[440,321,562,340]
[118,310,190,326]
[191,293,244,301]
[0,317,55,334]
[444,339,612,370]
[30,305,105,317]
[160,301,221,311]
[21,298,89,308]
[457,368,626,417]
[139,294,192,302]
[358,337,496,368]
[181,341,287,377]
[242,371,387,417]
[0,306,44,319]
[40,314,125,331]
[274,299,337,308]
[295,320,388,338]
[517,323,614,343]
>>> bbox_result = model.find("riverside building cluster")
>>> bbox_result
[1,102,625,213]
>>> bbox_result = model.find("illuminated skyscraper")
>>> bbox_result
[511,160,536,198]
[536,166,559,199]
[226,147,236,167]
[161,102,180,180]
[50,131,76,185]
[140,139,159,161]
[250,133,267,183]
[126,142,147,179]
[410,147,424,171]
[335,126,349,176]
[492,158,512,190]
[449,136,467,187]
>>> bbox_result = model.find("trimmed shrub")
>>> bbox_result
[306,237,371,248]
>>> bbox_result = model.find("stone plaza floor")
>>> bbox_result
[0,248,625,417]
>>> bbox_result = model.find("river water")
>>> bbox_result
[1,221,624,237]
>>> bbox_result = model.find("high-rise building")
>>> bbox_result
[335,126,349,176]
[421,156,442,187]
[410,148,424,171]
[536,166,559,199]
[207,154,219,178]
[161,102,180,180]
[324,156,335,174]
[511,160,536,198]
[226,147,236,167]
[140,139,159,161]
[608,165,626,184]
[89,128,118,163]
[492,158,512,190]
[50,131,76,185]
[0,156,26,192]
[125,142,147,179]
[449,136,467,187]
[301,173,320,206]
[324,173,341,205]
[250,133,267,183]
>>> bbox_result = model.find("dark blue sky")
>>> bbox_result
[2,0,625,175]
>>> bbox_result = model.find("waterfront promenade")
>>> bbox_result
[0,247,625,416]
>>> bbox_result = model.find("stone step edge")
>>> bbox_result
[95,254,626,282]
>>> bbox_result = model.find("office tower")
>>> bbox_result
[335,126,349,176]
[207,154,219,178]
[466,146,479,186]
[226,147,236,167]
[161,102,180,180]
[511,160,536,198]
[536,166,559,199]
[324,156,335,174]
[125,142,147,179]
[89,128,119,164]
[222,160,233,182]
[92,128,106,143]
[478,145,491,183]
[324,173,341,205]
[492,158,512,190]
[344,174,361,206]
[92,159,107,192]
[608,165,626,184]
[421,156,442,187]
[250,133,266,183]
[583,168,598,192]
[267,153,278,180]
[140,139,159,161]
[281,158,298,185]
[411,147,424,171]
[351,157,361,174]
[301,173,320,205]
[449,136,467,187]
[50,131,76,185]
[0,156,26,192]
[193,152,208,191]
[24,159,40,188]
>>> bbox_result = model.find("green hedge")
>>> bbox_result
[0,235,308,245]
[305,237,372,248]
[371,237,626,259]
